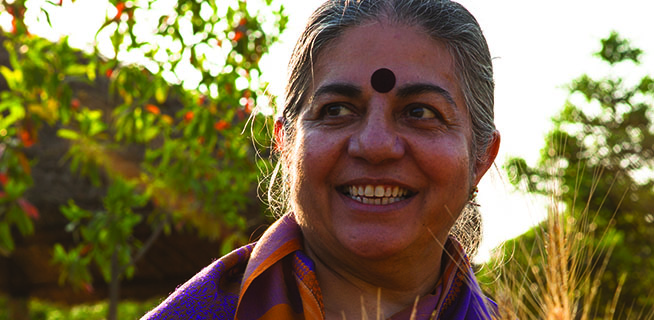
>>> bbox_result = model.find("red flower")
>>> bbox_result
[214,120,230,131]
[184,111,194,123]
[114,2,125,20]
[145,104,160,115]
[0,173,8,186]
[105,68,113,78]
[71,98,80,110]
[11,16,17,34]
[19,129,35,147]
[232,31,244,42]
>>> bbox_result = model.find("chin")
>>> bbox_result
[335,225,416,260]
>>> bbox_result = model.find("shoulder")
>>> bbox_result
[141,243,255,320]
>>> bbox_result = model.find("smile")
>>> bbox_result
[341,184,415,205]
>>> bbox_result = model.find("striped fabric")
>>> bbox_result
[142,213,496,319]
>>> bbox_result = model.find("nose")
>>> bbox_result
[348,112,405,164]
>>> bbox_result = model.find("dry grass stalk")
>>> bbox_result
[480,147,639,320]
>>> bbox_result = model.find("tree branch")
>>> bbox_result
[120,216,167,276]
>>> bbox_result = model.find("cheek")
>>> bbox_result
[287,129,339,209]
[417,136,473,193]
[296,127,343,168]
[286,140,305,210]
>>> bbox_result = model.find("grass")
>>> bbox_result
[477,167,654,320]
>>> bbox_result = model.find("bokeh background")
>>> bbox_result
[1,0,652,318]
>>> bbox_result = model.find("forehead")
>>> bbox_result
[313,21,460,95]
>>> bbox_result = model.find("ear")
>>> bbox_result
[274,117,286,153]
[472,130,501,186]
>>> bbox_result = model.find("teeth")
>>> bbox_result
[364,185,374,197]
[374,186,385,197]
[344,184,412,205]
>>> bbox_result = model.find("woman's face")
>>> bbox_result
[288,21,489,262]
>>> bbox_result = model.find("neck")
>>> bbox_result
[306,239,447,320]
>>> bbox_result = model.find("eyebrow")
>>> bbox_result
[310,82,457,108]
[396,83,457,108]
[310,83,363,103]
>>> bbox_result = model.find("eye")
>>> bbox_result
[323,103,355,117]
[406,104,441,120]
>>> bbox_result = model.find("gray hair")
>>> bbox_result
[271,0,495,257]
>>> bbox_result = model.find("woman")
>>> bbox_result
[144,0,500,319]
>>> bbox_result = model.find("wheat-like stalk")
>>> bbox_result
[478,153,649,320]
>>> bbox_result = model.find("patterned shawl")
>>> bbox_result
[142,213,496,319]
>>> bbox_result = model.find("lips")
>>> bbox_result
[340,184,415,205]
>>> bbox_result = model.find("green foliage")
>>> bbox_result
[53,180,147,289]
[0,142,35,254]
[503,32,654,316]
[0,295,161,320]
[0,0,286,316]
[596,31,643,66]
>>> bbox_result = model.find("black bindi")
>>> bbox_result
[370,68,396,93]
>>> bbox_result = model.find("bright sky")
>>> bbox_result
[3,0,652,262]
[259,0,654,262]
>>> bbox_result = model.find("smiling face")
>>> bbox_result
[287,21,484,262]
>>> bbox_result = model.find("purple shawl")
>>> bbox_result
[142,213,496,319]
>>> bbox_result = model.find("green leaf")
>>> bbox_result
[0,65,23,91]
[57,129,80,140]
[87,60,97,82]
[0,96,26,130]
[53,243,66,262]
[9,205,34,235]
[155,84,168,104]
[4,179,28,199]
[65,64,88,76]
[88,120,106,137]
[638,76,654,94]
[0,223,15,255]
[60,200,92,221]
[143,126,160,142]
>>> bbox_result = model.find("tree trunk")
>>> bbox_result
[107,248,120,320]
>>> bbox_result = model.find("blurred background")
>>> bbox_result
[0,0,652,319]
